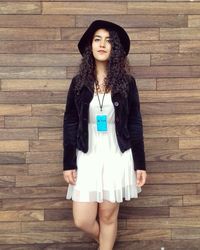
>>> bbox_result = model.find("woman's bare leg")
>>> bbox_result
[73,201,100,243]
[98,200,120,250]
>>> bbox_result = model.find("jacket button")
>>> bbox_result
[114,101,119,107]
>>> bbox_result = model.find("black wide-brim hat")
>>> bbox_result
[78,20,130,56]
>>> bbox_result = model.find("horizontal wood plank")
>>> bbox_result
[0,15,75,28]
[151,53,200,66]
[39,128,62,140]
[188,15,200,27]
[0,187,66,199]
[0,41,75,54]
[147,173,200,184]
[0,28,60,40]
[2,198,70,210]
[28,163,62,175]
[0,129,38,140]
[5,116,62,128]
[157,78,200,90]
[0,210,44,222]
[0,140,29,152]
[30,140,62,151]
[16,175,65,187]
[180,40,200,53]
[160,28,200,40]
[76,14,188,28]
[0,67,66,79]
[1,79,68,91]
[170,206,200,217]
[128,2,200,14]
[43,2,127,14]
[140,184,196,196]
[0,222,21,233]
[172,228,200,240]
[0,2,41,14]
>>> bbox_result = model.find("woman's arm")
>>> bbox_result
[63,76,79,171]
[128,76,146,171]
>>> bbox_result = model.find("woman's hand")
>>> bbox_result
[136,170,147,187]
[63,169,77,185]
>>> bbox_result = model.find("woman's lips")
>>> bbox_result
[98,50,106,53]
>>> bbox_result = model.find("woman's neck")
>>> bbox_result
[95,61,107,83]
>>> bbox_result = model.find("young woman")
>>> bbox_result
[63,20,147,250]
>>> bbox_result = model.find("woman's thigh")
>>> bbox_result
[73,201,98,227]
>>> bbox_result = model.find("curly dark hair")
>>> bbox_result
[75,29,131,97]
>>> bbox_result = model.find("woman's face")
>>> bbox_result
[91,28,112,62]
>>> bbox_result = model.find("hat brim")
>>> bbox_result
[78,20,130,56]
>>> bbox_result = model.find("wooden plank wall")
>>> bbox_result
[0,1,200,249]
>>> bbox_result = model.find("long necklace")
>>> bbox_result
[95,80,106,112]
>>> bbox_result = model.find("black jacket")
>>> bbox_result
[63,75,146,171]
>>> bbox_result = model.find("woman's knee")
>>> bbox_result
[74,217,91,230]
[99,202,120,224]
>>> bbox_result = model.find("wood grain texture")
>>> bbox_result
[0,0,200,248]
[76,14,188,28]
[0,2,41,14]
[0,15,75,28]
[0,28,61,40]
[43,2,127,14]
[128,2,200,14]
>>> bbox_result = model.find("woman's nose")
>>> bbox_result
[100,40,106,47]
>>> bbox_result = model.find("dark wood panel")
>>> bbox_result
[141,184,196,196]
[119,206,169,218]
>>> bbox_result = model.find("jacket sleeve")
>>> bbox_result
[63,77,79,171]
[128,76,146,171]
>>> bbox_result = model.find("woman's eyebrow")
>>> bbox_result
[94,35,110,38]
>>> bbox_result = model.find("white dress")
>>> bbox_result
[66,92,142,203]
